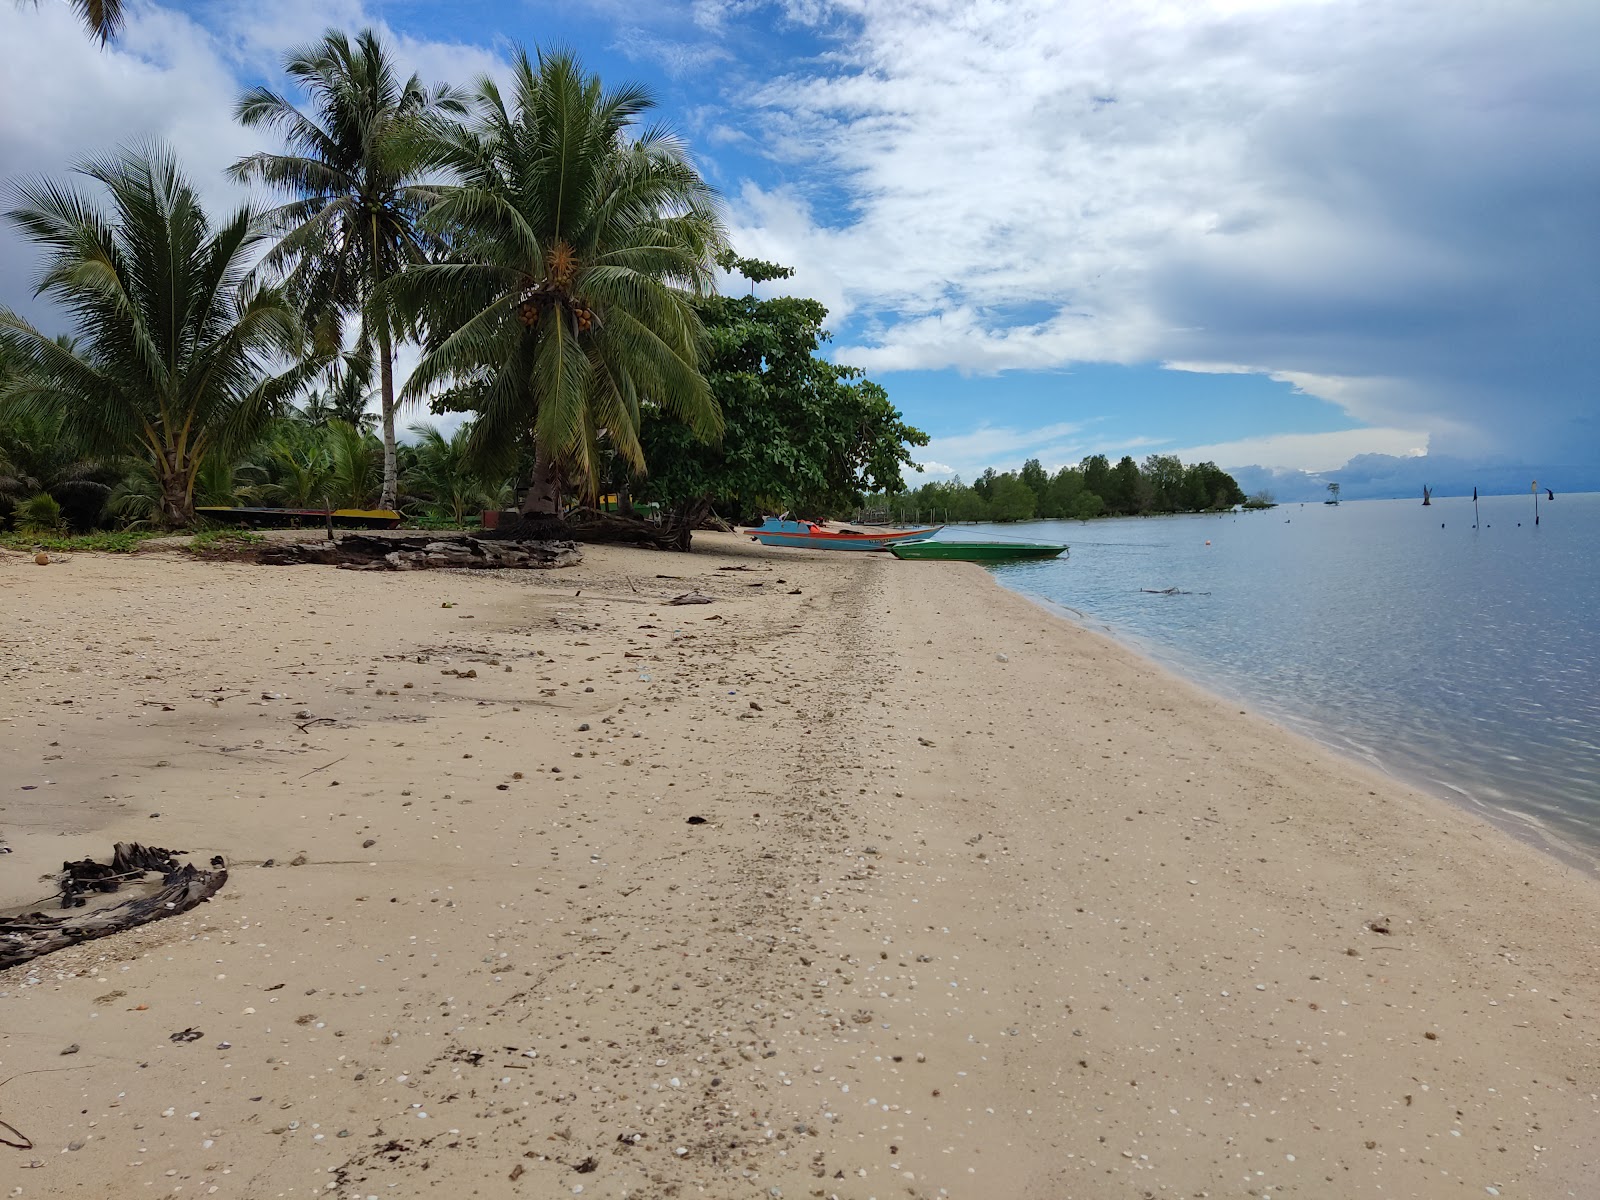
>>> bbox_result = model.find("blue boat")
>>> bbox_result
[744,517,942,552]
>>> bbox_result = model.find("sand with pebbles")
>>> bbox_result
[2,533,1597,1198]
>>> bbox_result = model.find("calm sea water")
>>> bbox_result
[957,493,1600,868]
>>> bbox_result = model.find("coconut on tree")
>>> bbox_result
[396,47,727,523]
[0,146,316,527]
[229,28,464,513]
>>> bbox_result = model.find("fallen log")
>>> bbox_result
[2,850,227,971]
[260,534,582,571]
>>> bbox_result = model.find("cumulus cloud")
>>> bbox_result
[0,4,260,324]
[0,2,505,321]
[723,0,1600,465]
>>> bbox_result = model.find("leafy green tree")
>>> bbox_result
[987,473,1037,522]
[399,48,727,519]
[917,476,987,522]
[1048,466,1085,518]
[1142,453,1185,512]
[230,28,464,512]
[639,259,926,545]
[1183,460,1245,510]
[1019,456,1049,507]
[0,146,313,527]
[1073,492,1105,520]
[1106,455,1143,514]
[1081,454,1111,502]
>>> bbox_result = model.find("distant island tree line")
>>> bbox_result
[866,455,1247,524]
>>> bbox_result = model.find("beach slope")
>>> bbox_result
[2,535,1596,1198]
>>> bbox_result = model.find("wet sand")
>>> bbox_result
[2,534,1597,1198]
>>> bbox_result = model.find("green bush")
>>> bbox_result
[19,492,64,533]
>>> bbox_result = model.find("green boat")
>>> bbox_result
[889,540,1067,562]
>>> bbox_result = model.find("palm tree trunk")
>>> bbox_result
[378,326,398,512]
[521,441,562,518]
[158,456,193,529]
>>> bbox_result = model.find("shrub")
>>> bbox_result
[19,492,64,533]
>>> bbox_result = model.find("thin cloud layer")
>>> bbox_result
[725,0,1600,464]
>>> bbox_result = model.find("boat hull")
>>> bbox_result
[889,541,1067,562]
[743,519,941,551]
[196,506,403,530]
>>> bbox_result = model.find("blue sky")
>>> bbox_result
[1,0,1596,500]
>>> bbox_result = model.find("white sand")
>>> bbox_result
[2,535,1596,1198]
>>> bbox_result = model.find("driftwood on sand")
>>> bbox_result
[260,534,582,571]
[1,844,227,971]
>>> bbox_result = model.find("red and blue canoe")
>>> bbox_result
[743,518,942,552]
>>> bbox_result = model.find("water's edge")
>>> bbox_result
[996,576,1600,881]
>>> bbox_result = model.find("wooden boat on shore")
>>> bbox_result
[890,540,1067,562]
[744,517,941,551]
[196,506,403,529]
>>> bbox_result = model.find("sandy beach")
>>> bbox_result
[2,534,1597,1199]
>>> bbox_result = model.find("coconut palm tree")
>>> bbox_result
[229,28,464,514]
[0,145,314,527]
[405,419,508,525]
[397,47,726,519]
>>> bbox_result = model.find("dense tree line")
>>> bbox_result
[0,32,923,546]
[870,454,1246,523]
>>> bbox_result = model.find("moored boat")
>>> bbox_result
[196,506,403,529]
[889,540,1066,562]
[744,517,941,551]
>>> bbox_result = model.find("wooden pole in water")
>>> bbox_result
[1473,486,1480,530]
[1533,480,1540,526]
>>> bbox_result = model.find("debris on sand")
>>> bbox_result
[262,534,582,571]
[2,846,227,970]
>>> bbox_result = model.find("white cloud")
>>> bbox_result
[0,2,507,327]
[724,0,1600,462]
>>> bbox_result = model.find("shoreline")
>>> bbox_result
[997,578,1600,880]
[3,535,1598,1198]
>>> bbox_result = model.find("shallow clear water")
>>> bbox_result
[958,493,1600,866]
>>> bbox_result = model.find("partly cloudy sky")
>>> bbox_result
[1,0,1595,498]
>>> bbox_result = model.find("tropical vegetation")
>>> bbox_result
[0,31,959,551]
[400,47,726,519]
[0,146,315,527]
[638,254,926,542]
[231,28,464,511]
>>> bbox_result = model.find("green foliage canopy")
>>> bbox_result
[638,269,927,524]
[397,47,727,511]
[0,145,315,527]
